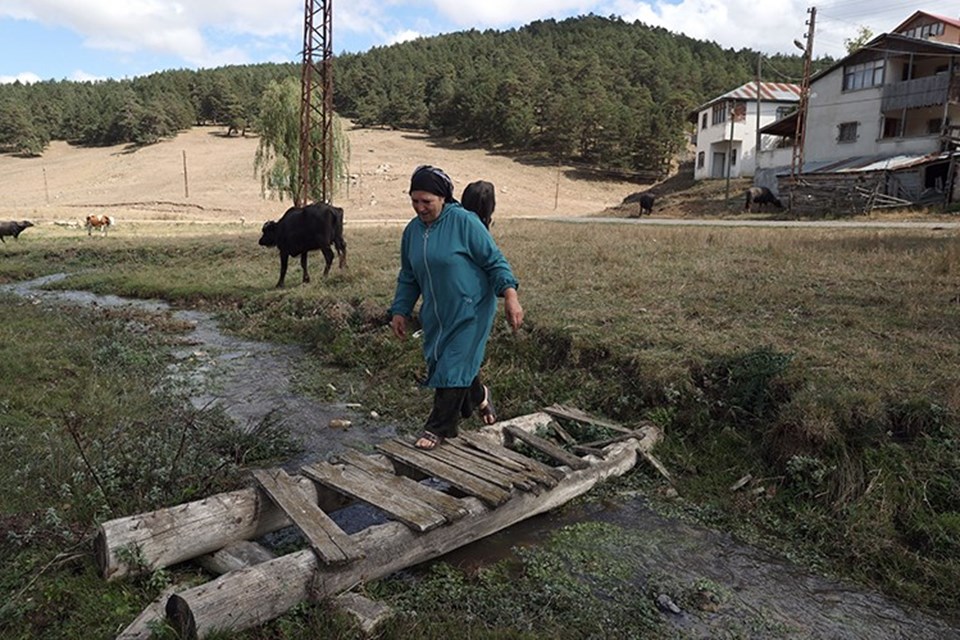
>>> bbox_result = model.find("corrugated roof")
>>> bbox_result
[814,152,950,173]
[773,151,953,176]
[691,82,801,115]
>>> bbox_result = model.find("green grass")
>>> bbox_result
[1,219,958,637]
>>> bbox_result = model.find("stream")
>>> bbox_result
[4,274,959,639]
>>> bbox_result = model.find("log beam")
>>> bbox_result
[165,436,651,638]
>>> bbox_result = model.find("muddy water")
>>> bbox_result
[1,274,397,470]
[441,498,960,639]
[6,276,959,638]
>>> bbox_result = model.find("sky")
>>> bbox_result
[1,0,959,84]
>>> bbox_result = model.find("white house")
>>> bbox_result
[689,82,801,181]
[760,10,960,204]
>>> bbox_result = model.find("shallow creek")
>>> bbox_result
[4,275,959,639]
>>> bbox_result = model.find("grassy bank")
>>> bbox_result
[0,219,958,637]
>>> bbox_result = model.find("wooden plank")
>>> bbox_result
[458,432,565,485]
[580,429,649,449]
[335,450,469,523]
[251,469,363,565]
[301,460,446,532]
[444,440,551,493]
[166,439,645,640]
[197,540,276,575]
[504,425,590,470]
[396,439,540,494]
[542,404,632,434]
[376,439,511,507]
[550,421,578,446]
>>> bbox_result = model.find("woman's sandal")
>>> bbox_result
[414,431,443,450]
[478,385,497,425]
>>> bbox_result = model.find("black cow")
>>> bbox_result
[638,193,655,216]
[745,186,783,212]
[621,191,655,217]
[259,203,347,288]
[0,220,34,243]
[461,180,496,229]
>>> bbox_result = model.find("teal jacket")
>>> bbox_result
[389,202,519,388]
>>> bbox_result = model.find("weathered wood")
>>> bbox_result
[95,480,319,581]
[335,450,469,523]
[164,437,649,639]
[301,460,446,532]
[116,586,178,639]
[376,439,512,506]
[573,445,607,458]
[394,438,539,493]
[458,431,565,485]
[542,404,632,434]
[640,450,674,484]
[252,469,363,565]
[550,421,578,446]
[333,593,394,635]
[504,425,590,470]
[96,414,552,581]
[445,439,556,490]
[196,540,276,575]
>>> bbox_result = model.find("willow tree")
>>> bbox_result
[254,76,349,203]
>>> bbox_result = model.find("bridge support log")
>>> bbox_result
[165,436,651,639]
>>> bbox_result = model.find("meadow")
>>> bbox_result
[1,218,958,638]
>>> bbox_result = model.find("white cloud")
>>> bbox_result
[69,70,107,82]
[0,72,41,84]
[431,0,596,26]
[388,29,422,46]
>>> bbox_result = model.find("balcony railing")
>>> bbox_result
[882,74,952,111]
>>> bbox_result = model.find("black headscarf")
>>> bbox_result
[409,165,455,202]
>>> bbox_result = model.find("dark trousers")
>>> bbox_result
[423,376,485,438]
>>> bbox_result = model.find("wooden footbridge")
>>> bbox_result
[100,406,663,639]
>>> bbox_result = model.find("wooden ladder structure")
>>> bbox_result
[101,409,663,639]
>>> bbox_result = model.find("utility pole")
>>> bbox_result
[297,0,334,207]
[725,99,735,203]
[790,6,816,184]
[755,54,762,175]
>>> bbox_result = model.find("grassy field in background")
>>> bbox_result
[0,219,958,637]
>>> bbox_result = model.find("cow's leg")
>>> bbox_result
[276,253,289,288]
[334,237,347,269]
[300,252,310,283]
[319,246,335,276]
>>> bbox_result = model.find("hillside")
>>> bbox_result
[0,124,650,227]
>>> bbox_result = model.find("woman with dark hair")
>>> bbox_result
[389,165,524,450]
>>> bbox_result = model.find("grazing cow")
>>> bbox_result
[85,214,115,236]
[461,180,496,229]
[638,193,655,216]
[259,203,347,288]
[621,191,655,217]
[0,220,34,243]
[744,186,784,212]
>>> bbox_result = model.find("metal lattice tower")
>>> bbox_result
[297,0,334,206]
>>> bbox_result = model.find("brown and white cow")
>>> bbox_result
[85,214,115,236]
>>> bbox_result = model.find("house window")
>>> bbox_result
[697,151,705,168]
[776,106,793,120]
[928,118,947,135]
[882,118,901,138]
[701,113,708,130]
[901,22,944,39]
[838,121,859,143]
[730,149,737,166]
[843,59,884,90]
[711,103,727,125]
